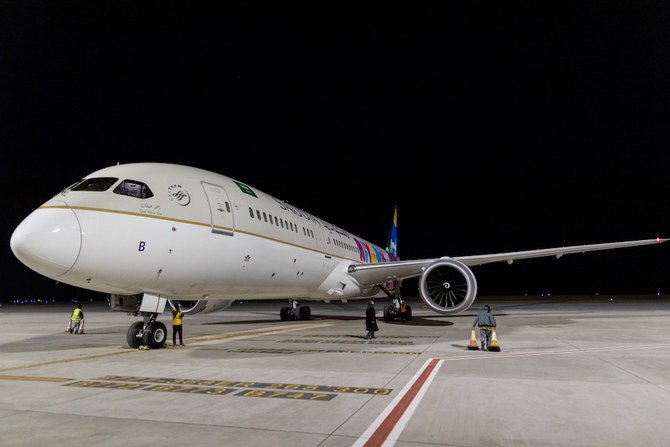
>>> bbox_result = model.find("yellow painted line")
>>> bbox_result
[0,375,73,383]
[39,205,214,229]
[0,350,134,373]
[187,322,333,345]
[0,323,333,374]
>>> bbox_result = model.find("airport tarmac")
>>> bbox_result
[1,295,670,446]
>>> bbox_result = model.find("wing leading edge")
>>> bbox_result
[348,238,667,288]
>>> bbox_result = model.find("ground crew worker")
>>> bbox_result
[365,299,378,339]
[472,304,496,350]
[70,304,84,335]
[172,303,184,346]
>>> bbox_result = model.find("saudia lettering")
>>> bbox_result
[271,197,349,237]
[168,184,191,206]
[272,198,320,225]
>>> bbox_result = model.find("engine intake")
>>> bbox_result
[418,258,477,315]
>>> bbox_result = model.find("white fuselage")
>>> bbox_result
[11,163,397,302]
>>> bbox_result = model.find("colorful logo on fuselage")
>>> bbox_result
[353,237,397,264]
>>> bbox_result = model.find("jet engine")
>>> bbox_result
[418,258,478,315]
[168,299,235,314]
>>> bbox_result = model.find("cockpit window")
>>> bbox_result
[113,179,154,199]
[71,177,119,192]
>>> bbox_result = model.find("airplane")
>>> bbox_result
[10,163,667,349]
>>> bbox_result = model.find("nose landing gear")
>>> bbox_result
[126,313,167,349]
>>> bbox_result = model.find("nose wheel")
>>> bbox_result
[126,314,167,349]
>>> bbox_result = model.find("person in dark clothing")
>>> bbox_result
[172,303,184,346]
[472,304,496,351]
[365,299,379,339]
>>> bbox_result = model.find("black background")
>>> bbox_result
[2,2,669,301]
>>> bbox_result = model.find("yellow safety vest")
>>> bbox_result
[173,309,183,325]
[71,308,82,322]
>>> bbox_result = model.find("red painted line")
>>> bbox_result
[354,344,670,446]
[437,344,670,362]
[363,358,440,447]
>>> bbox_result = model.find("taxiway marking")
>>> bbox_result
[65,381,335,400]
[0,322,332,374]
[63,374,392,402]
[353,343,670,447]
[95,375,392,395]
[197,347,421,355]
[353,358,443,447]
[0,375,72,383]
[0,350,133,374]
[434,343,670,361]
[186,322,333,345]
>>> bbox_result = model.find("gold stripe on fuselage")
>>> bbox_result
[38,205,360,263]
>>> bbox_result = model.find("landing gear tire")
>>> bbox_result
[383,305,396,321]
[383,304,412,321]
[279,305,311,321]
[142,321,167,349]
[403,305,412,321]
[127,321,143,348]
[298,305,311,320]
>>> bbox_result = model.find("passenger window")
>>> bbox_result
[72,177,118,192]
[249,207,254,218]
[113,180,153,199]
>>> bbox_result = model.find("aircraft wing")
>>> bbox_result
[348,238,666,287]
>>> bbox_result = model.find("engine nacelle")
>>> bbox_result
[168,299,235,315]
[418,258,478,315]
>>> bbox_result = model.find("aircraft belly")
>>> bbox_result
[208,232,334,299]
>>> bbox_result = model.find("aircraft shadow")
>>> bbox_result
[384,316,454,327]
[202,314,366,325]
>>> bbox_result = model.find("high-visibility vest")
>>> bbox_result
[71,308,82,322]
[173,309,183,325]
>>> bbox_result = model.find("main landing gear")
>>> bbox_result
[381,286,412,322]
[126,313,167,349]
[280,299,312,321]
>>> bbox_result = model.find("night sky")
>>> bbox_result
[3,2,670,301]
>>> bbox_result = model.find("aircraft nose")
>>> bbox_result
[10,202,82,278]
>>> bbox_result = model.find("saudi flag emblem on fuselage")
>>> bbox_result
[234,180,258,198]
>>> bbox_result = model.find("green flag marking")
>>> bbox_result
[234,181,258,198]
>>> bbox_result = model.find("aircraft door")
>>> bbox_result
[315,229,332,258]
[201,182,234,236]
